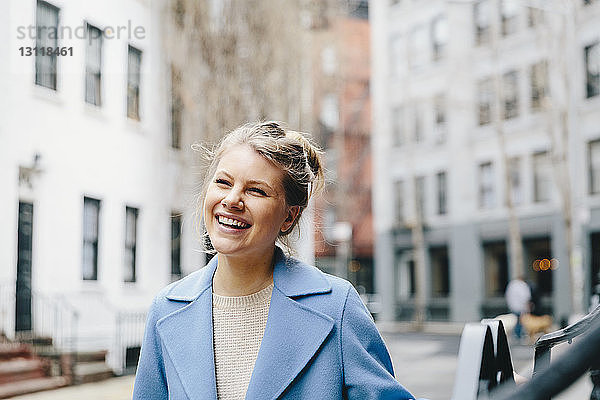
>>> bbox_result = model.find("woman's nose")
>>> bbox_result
[221,189,244,210]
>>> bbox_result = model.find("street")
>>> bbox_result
[9,330,592,400]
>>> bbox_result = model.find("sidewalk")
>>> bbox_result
[8,376,134,400]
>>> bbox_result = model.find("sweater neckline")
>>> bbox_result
[212,282,274,309]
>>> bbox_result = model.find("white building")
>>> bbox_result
[371,0,600,322]
[0,0,204,373]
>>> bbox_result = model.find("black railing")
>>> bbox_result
[452,304,600,400]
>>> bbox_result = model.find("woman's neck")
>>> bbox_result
[212,250,275,296]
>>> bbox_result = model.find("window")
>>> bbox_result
[434,95,447,143]
[533,151,551,202]
[320,93,339,132]
[479,162,495,209]
[82,197,100,280]
[528,6,544,27]
[321,46,336,75]
[409,26,428,70]
[85,24,102,106]
[431,16,448,61]
[395,181,404,224]
[170,66,182,149]
[585,43,600,98]
[436,171,447,215]
[127,46,142,120]
[415,176,426,220]
[508,157,522,205]
[474,0,491,45]
[503,70,519,120]
[483,241,509,297]
[500,0,519,36]
[478,78,493,125]
[530,61,548,111]
[589,140,600,194]
[171,213,182,279]
[390,36,404,76]
[430,246,450,297]
[392,106,405,146]
[35,1,59,90]
[124,207,138,283]
[412,104,423,143]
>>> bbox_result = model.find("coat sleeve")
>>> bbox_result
[340,285,417,400]
[132,296,168,400]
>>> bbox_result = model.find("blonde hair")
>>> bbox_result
[195,121,324,252]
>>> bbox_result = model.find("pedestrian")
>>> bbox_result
[505,275,531,341]
[132,121,420,399]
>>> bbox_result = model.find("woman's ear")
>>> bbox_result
[280,206,301,234]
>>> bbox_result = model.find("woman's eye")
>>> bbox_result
[215,178,231,186]
[249,188,267,196]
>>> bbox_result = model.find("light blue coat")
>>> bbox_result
[133,248,417,400]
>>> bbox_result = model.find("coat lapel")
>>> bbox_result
[245,249,334,399]
[156,256,218,400]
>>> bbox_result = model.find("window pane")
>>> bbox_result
[395,181,404,224]
[171,213,182,278]
[392,106,405,146]
[530,61,548,111]
[586,43,600,98]
[127,46,142,119]
[478,78,493,125]
[589,140,600,194]
[409,26,428,69]
[474,0,491,45]
[432,16,448,60]
[82,197,100,280]
[483,241,509,297]
[479,162,495,209]
[503,71,519,119]
[85,24,102,106]
[436,171,447,215]
[430,246,450,297]
[533,151,551,202]
[509,157,522,205]
[35,1,59,90]
[124,207,138,282]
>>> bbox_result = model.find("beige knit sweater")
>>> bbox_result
[212,283,273,400]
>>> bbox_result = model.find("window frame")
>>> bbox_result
[123,206,139,283]
[82,197,101,281]
[84,22,103,106]
[127,45,142,120]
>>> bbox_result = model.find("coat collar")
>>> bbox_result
[165,247,332,301]
[158,247,334,400]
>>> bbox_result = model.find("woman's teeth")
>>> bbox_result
[217,215,250,228]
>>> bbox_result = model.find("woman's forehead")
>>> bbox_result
[216,145,285,184]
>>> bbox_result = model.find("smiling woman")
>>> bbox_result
[132,121,420,400]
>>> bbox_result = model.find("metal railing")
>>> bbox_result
[109,310,147,375]
[452,304,600,400]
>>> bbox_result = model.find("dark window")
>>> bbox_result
[415,176,426,220]
[530,61,548,111]
[533,151,551,202]
[82,197,101,280]
[523,237,553,299]
[479,161,495,209]
[589,140,600,194]
[434,95,446,143]
[585,43,600,98]
[171,66,182,149]
[171,213,182,279]
[483,241,509,297]
[500,0,518,36]
[85,23,102,106]
[474,0,491,45]
[392,106,405,146]
[395,180,404,224]
[503,70,519,119]
[35,1,59,90]
[124,207,138,283]
[478,78,493,125]
[431,16,448,61]
[430,246,450,297]
[127,46,142,120]
[436,171,447,215]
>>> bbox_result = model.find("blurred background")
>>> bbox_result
[1,0,600,398]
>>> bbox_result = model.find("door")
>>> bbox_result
[16,202,33,333]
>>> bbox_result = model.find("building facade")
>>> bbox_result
[372,0,600,322]
[0,0,204,372]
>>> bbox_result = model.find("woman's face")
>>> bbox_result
[203,145,297,260]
